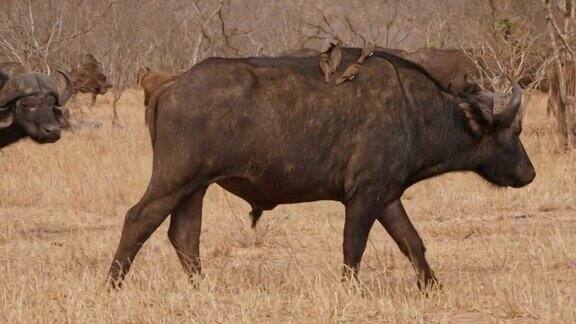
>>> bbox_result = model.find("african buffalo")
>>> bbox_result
[0,70,72,148]
[69,54,112,106]
[108,48,535,290]
[137,67,179,106]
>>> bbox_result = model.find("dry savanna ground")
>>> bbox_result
[0,90,575,322]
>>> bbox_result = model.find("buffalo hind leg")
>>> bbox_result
[108,182,195,288]
[377,200,438,290]
[342,196,378,281]
[168,187,207,281]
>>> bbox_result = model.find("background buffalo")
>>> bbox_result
[69,54,112,107]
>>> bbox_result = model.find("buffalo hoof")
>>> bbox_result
[417,275,442,296]
[188,272,205,289]
[340,265,358,283]
[106,277,124,291]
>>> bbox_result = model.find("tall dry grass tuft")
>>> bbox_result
[0,90,574,322]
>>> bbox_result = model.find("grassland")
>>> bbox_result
[0,90,574,322]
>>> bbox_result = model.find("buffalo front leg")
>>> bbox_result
[342,196,378,280]
[90,93,98,107]
[108,185,189,288]
[168,187,207,280]
[249,207,263,228]
[377,200,437,290]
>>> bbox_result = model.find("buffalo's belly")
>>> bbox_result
[217,174,343,208]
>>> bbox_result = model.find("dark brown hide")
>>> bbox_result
[109,48,535,290]
[276,48,322,57]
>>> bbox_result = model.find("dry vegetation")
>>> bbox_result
[0,90,574,322]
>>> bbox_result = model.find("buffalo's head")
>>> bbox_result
[459,83,535,188]
[97,76,112,95]
[0,71,72,143]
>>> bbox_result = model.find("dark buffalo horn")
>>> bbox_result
[496,82,522,127]
[54,70,73,106]
[54,106,70,128]
[0,75,36,108]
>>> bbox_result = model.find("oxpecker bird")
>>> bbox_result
[358,43,375,64]
[319,53,333,82]
[330,42,342,72]
[335,62,362,85]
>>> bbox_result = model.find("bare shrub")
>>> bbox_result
[544,0,576,150]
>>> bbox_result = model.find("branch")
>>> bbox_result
[215,0,243,56]
[26,0,41,50]
[343,16,366,45]
[310,5,336,35]
[0,35,26,67]
[487,0,499,36]
[298,4,340,42]
[544,0,575,60]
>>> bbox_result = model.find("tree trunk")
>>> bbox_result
[112,91,122,128]
[551,66,576,151]
[569,101,576,149]
[560,59,576,149]
[544,0,576,150]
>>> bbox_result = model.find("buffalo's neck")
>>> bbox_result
[0,125,27,149]
[405,101,479,186]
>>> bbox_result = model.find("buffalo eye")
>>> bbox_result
[19,103,33,112]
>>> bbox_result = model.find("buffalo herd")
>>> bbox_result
[0,46,536,292]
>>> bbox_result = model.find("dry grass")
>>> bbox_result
[0,90,574,322]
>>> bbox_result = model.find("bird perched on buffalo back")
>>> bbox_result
[358,43,375,64]
[319,53,333,82]
[335,43,376,85]
[318,36,342,82]
[330,42,342,72]
[335,62,362,85]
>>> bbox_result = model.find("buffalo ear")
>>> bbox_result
[458,101,493,136]
[0,108,13,128]
[54,106,70,129]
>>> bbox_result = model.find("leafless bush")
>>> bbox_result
[437,0,547,93]
[3,0,574,148]
[544,0,576,150]
[0,0,113,74]
[296,0,414,49]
